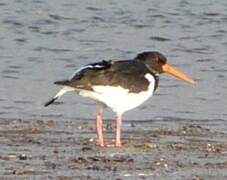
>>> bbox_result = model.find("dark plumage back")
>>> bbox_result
[54,60,157,93]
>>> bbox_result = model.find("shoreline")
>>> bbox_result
[0,117,227,179]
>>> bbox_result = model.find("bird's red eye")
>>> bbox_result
[154,57,159,63]
[157,58,165,65]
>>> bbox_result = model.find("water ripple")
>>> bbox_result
[34,47,72,53]
[150,36,170,42]
[2,19,24,27]
[86,7,103,12]
[14,100,32,104]
[0,2,6,6]
[0,0,226,122]
[49,14,76,21]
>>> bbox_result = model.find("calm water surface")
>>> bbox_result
[0,0,227,121]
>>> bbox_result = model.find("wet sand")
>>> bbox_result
[0,118,227,179]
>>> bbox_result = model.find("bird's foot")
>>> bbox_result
[99,142,105,147]
[115,140,122,147]
[97,139,105,147]
[105,144,122,148]
[115,143,122,147]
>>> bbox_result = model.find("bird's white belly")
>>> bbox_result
[79,73,155,114]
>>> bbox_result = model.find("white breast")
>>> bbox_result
[79,73,155,114]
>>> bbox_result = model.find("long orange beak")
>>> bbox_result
[162,64,196,85]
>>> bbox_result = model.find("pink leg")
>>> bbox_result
[115,113,123,147]
[96,107,105,147]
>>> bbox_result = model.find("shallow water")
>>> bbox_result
[1,0,227,121]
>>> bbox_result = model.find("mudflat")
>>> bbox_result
[0,118,227,180]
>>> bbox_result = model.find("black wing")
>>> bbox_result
[55,60,155,93]
[54,60,112,85]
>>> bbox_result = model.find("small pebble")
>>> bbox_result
[81,146,92,151]
[53,149,59,153]
[145,143,157,149]
[18,154,27,160]
[130,123,136,127]
[123,174,131,177]
[8,154,17,159]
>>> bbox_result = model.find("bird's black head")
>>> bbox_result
[134,51,196,85]
[134,51,167,75]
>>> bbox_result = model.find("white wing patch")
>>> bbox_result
[79,73,155,114]
[69,64,105,80]
[69,65,92,79]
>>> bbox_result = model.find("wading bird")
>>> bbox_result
[45,51,195,147]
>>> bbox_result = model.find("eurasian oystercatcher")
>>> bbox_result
[45,51,195,147]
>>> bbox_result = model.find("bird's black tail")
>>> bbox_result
[44,80,68,107]
[44,97,57,107]
[44,85,74,107]
[44,81,64,107]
